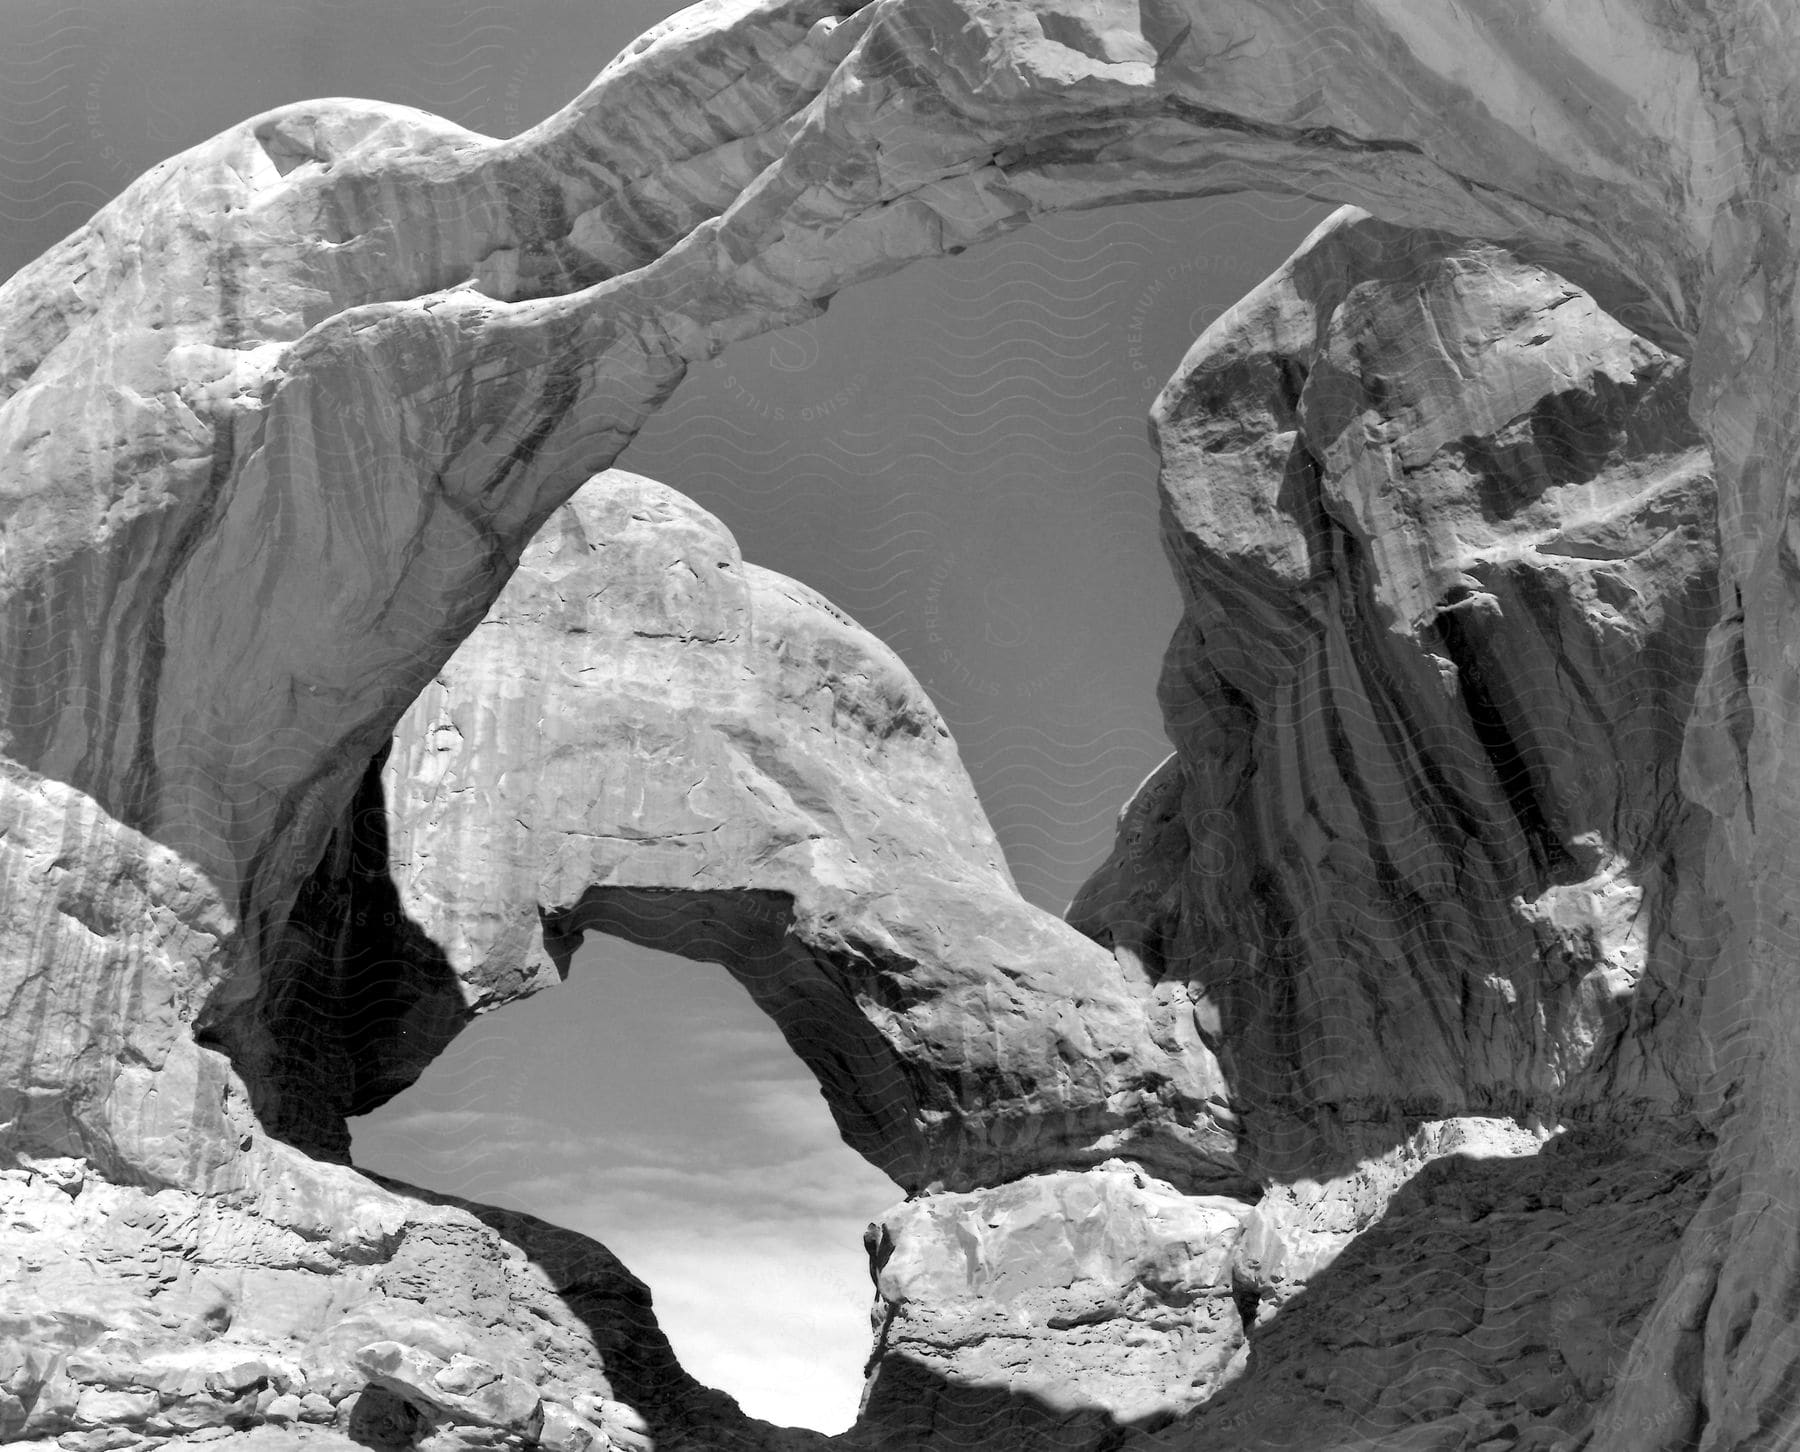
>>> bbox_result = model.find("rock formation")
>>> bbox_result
[225,469,1238,1199]
[0,1125,810,1452]
[0,458,1249,1449]
[5,0,1800,1449]
[863,1163,1253,1444]
[1071,207,1719,1448]
[1077,206,1719,1162]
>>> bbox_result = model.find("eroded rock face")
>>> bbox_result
[1125,1122,1713,1452]
[218,470,1238,1197]
[0,2,1732,1178]
[142,467,1251,1442]
[6,1,1800,1449]
[0,760,249,1191]
[1065,209,1722,1445]
[0,1138,814,1452]
[1074,208,1721,1166]
[862,1165,1252,1442]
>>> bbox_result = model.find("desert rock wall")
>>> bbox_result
[4,1,1800,1449]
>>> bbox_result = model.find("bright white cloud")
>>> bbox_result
[548,1202,880,1432]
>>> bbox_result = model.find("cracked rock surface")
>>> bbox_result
[0,1142,815,1452]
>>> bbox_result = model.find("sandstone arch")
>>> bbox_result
[4,2,1800,1447]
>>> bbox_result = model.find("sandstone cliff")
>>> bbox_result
[5,1,1800,1450]
[0,216,1730,1451]
[1077,206,1719,1163]
[1071,206,1719,1448]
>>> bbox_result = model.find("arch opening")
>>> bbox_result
[349,931,899,1435]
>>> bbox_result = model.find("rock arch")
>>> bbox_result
[3,2,1799,1447]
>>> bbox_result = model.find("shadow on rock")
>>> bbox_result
[1120,1125,1713,1452]
[199,743,475,1163]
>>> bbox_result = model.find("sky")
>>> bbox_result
[345,938,898,1431]
[1,0,1329,1432]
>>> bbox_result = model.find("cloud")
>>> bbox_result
[627,1242,876,1433]
[576,1216,880,1432]
[349,948,901,1435]
[354,1106,892,1433]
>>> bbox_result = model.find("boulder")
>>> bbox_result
[862,1164,1252,1440]
[352,1342,542,1434]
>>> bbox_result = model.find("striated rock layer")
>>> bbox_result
[1070,206,1723,1448]
[1076,207,1720,1164]
[5,1,1800,1449]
